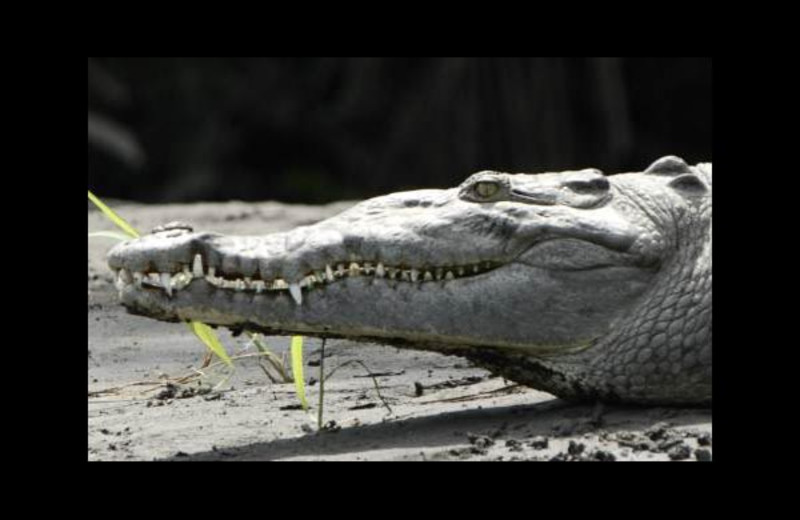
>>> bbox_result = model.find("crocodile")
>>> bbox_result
[107,155,711,406]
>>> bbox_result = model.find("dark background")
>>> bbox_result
[88,57,711,204]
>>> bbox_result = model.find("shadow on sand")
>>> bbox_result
[164,398,711,461]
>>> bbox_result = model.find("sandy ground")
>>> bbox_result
[88,200,712,461]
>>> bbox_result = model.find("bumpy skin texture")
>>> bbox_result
[461,161,711,404]
[107,156,712,406]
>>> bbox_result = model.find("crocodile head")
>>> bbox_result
[107,156,711,404]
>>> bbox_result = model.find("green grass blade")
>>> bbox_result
[88,190,140,238]
[188,321,233,367]
[88,231,132,242]
[290,336,308,410]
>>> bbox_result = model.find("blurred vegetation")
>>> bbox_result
[88,57,711,203]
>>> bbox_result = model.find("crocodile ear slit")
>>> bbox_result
[645,156,692,175]
[668,173,707,194]
[565,176,610,194]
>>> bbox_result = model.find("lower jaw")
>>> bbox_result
[121,278,554,350]
[119,263,651,355]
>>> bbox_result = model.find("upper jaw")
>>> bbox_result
[107,209,647,308]
[109,235,646,320]
[108,229,508,307]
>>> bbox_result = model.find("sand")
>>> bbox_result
[88,200,712,461]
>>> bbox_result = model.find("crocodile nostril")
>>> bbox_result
[151,221,194,235]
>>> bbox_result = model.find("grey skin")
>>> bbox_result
[108,156,711,406]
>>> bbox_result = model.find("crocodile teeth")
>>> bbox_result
[120,268,133,284]
[289,283,302,306]
[139,257,496,299]
[192,254,204,277]
[205,266,219,285]
[161,273,173,296]
[170,272,191,290]
[114,271,126,291]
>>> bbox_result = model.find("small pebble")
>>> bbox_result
[322,421,341,433]
[568,441,585,456]
[645,422,671,441]
[592,450,616,462]
[657,438,683,451]
[505,439,524,452]
[668,444,692,461]
[697,432,712,446]
[529,436,549,450]
[694,448,712,462]
[467,433,495,449]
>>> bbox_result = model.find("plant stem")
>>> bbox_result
[317,338,326,429]
[323,359,392,414]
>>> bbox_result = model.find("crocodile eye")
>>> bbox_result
[474,181,500,199]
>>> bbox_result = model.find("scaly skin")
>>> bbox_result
[107,156,711,405]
